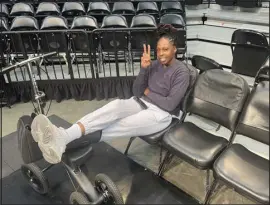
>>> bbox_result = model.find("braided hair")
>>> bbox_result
[156,24,178,46]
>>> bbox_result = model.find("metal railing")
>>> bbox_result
[0,27,187,83]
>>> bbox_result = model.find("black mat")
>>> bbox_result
[1,115,199,204]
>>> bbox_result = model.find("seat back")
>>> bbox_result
[191,55,223,74]
[160,1,183,15]
[36,2,60,16]
[237,0,259,8]
[36,2,60,26]
[62,2,86,17]
[10,3,34,16]
[10,16,39,54]
[137,2,159,14]
[179,63,199,113]
[130,14,157,50]
[100,14,128,50]
[236,81,269,145]
[40,16,68,53]
[215,0,235,6]
[231,29,269,77]
[112,2,135,26]
[87,2,111,24]
[186,69,250,131]
[160,13,185,29]
[70,16,98,53]
[160,14,186,53]
[185,0,202,5]
[0,4,9,17]
[136,1,159,22]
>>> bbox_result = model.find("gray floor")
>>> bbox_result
[2,98,268,204]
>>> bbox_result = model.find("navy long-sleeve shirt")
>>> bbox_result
[132,59,190,115]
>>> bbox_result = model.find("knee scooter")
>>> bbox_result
[2,52,124,204]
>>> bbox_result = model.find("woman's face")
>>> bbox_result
[156,37,177,66]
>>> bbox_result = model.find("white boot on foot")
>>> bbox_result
[31,114,69,164]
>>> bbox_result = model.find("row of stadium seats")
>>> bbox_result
[0,1,184,18]
[0,13,185,31]
[0,13,186,63]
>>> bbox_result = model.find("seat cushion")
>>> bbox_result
[213,144,269,204]
[162,122,228,169]
[64,144,93,169]
[140,118,179,144]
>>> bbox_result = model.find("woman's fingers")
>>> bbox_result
[143,44,151,56]
[143,44,147,54]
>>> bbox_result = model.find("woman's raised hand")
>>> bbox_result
[141,44,151,69]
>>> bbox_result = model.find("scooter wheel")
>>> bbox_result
[95,173,124,204]
[21,163,49,195]
[70,191,90,204]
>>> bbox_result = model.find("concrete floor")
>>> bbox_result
[1,99,256,204]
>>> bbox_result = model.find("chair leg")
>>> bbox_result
[204,178,219,205]
[124,137,136,155]
[159,146,163,166]
[158,151,173,177]
[205,169,211,194]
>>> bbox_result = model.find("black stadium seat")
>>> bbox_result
[62,2,86,25]
[136,1,159,22]
[100,14,128,51]
[237,0,260,8]
[40,16,68,30]
[185,0,202,6]
[10,16,38,31]
[70,16,98,53]
[87,2,111,24]
[0,4,9,17]
[130,14,157,50]
[160,1,183,16]
[36,2,60,26]
[215,0,235,6]
[231,29,269,77]
[98,14,131,74]
[36,2,60,16]
[10,16,39,55]
[112,1,135,26]
[160,13,186,53]
[62,2,85,18]
[191,55,223,74]
[207,81,269,204]
[160,13,185,29]
[10,2,34,16]
[71,16,98,30]
[40,16,69,53]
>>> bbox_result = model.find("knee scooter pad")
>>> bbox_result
[17,115,43,164]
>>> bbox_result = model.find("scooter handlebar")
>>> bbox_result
[1,51,57,74]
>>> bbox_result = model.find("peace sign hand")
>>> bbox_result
[141,44,151,69]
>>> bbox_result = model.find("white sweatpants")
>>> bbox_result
[77,97,173,141]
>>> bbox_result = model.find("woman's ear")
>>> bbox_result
[174,46,177,53]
